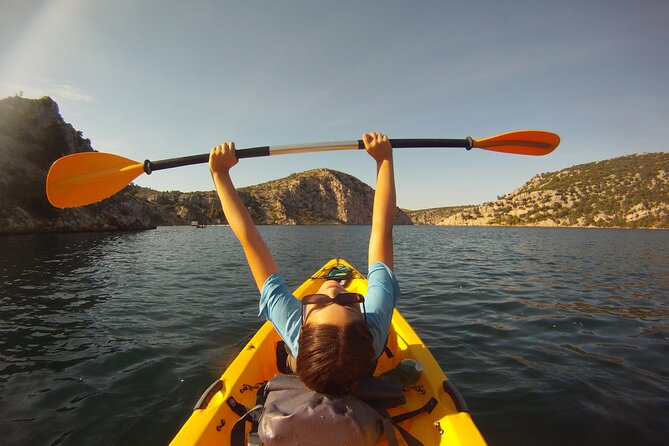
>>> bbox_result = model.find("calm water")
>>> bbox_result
[1,226,667,445]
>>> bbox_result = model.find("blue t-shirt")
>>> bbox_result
[259,262,400,358]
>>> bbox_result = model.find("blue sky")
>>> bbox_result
[2,0,667,209]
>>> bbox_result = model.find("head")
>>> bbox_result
[296,280,376,396]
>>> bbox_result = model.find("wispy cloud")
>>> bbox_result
[48,82,94,103]
[1,79,94,103]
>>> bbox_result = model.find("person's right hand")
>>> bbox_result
[362,132,393,162]
[209,142,238,175]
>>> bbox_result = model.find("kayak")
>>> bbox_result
[171,259,487,445]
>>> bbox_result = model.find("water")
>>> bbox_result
[1,226,667,445]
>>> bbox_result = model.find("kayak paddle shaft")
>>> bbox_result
[144,138,473,174]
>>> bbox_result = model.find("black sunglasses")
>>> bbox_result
[301,292,366,325]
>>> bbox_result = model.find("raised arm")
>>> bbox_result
[363,132,396,270]
[210,142,279,290]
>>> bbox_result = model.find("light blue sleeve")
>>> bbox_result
[365,262,401,357]
[258,273,302,357]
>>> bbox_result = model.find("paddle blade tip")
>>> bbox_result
[45,152,144,208]
[474,130,560,156]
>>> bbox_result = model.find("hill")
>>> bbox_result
[238,169,412,225]
[2,96,666,232]
[407,205,475,225]
[410,153,668,229]
[124,169,412,226]
[0,96,410,233]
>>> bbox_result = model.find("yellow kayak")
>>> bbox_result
[171,259,487,445]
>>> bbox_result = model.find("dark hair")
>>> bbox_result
[296,319,375,396]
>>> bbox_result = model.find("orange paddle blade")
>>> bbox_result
[46,152,145,208]
[473,130,560,156]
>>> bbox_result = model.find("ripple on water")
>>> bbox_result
[1,226,667,445]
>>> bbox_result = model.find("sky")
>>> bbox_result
[2,0,668,209]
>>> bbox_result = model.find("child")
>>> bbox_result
[209,132,399,395]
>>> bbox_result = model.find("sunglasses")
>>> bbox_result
[301,292,366,325]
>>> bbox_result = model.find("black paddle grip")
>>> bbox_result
[357,138,472,150]
[144,146,271,174]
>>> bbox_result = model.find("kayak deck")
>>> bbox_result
[171,259,486,445]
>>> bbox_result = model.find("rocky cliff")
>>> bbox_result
[238,169,412,225]
[409,152,669,229]
[125,168,412,226]
[0,96,160,234]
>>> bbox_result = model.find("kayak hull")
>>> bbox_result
[171,259,486,445]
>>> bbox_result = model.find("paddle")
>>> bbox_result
[46,130,560,208]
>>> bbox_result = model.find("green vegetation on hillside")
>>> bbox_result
[407,205,476,225]
[411,153,668,229]
[515,153,668,228]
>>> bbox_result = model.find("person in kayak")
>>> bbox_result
[209,132,399,396]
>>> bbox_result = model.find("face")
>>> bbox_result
[302,280,364,327]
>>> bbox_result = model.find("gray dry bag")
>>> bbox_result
[229,373,437,446]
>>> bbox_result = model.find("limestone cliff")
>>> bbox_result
[237,169,412,225]
[125,169,413,226]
